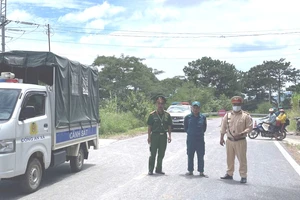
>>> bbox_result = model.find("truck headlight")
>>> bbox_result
[0,140,15,153]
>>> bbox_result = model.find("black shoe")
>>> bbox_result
[185,171,193,175]
[155,171,165,175]
[148,171,153,175]
[220,174,233,180]
[240,177,247,183]
[200,173,208,178]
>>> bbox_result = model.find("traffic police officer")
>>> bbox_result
[220,96,253,183]
[147,95,172,175]
[184,101,207,177]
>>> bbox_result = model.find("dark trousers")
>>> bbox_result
[149,133,167,172]
[269,125,275,133]
[187,137,205,172]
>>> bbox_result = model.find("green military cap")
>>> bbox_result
[152,94,167,103]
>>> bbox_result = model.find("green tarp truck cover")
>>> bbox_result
[0,51,99,128]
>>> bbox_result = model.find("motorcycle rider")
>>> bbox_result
[266,108,277,133]
[275,107,283,117]
[277,108,287,131]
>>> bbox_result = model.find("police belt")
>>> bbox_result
[227,137,246,141]
[152,132,166,135]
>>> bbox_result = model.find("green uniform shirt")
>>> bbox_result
[147,110,172,133]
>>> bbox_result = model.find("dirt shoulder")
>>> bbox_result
[281,133,300,165]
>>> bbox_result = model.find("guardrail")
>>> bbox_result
[203,112,268,117]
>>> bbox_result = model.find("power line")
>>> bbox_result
[142,53,300,60]
[6,36,300,50]
[9,27,300,38]
[6,21,300,37]
[50,25,300,35]
[54,52,299,61]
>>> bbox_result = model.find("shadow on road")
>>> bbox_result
[249,138,276,142]
[217,179,249,185]
[179,174,209,179]
[0,163,95,200]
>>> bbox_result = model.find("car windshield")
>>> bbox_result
[0,89,20,120]
[167,105,191,113]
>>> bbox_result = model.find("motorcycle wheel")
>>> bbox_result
[248,130,259,139]
[282,130,287,140]
[275,130,286,141]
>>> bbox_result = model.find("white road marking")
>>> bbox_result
[274,141,300,176]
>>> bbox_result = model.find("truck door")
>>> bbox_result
[15,92,52,175]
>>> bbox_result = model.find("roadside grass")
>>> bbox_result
[99,109,147,139]
[98,110,220,139]
[286,110,298,132]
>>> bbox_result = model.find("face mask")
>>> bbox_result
[232,106,241,112]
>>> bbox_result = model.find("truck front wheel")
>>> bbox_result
[20,158,43,193]
[70,147,84,172]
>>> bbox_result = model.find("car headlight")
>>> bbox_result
[0,140,15,153]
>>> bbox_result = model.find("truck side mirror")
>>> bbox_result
[19,106,35,121]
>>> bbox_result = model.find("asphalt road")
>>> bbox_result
[1,118,300,200]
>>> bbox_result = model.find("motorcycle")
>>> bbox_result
[248,120,286,141]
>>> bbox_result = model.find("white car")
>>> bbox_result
[167,105,192,131]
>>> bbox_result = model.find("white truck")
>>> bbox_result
[0,51,100,193]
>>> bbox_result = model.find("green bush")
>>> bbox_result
[99,109,143,135]
[120,91,154,122]
[286,94,300,131]
[255,102,273,113]
[209,94,232,112]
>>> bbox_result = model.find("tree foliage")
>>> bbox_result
[167,82,215,112]
[93,54,300,123]
[183,57,241,97]
[93,55,159,99]
[243,58,298,107]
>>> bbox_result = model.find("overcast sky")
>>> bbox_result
[4,0,300,79]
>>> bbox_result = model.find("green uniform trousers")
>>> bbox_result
[149,133,167,172]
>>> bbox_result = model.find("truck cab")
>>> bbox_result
[0,83,52,179]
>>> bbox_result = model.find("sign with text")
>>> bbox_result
[56,126,97,143]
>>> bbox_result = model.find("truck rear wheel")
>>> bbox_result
[20,158,43,194]
[70,147,84,172]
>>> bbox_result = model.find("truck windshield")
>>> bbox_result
[0,89,20,120]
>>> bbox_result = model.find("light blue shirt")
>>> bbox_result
[268,113,277,126]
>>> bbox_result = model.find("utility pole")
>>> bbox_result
[47,24,50,52]
[0,0,7,52]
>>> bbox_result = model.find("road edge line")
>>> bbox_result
[274,141,300,176]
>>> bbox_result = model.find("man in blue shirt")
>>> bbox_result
[266,108,277,133]
[184,101,207,177]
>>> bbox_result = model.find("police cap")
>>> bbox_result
[231,96,243,104]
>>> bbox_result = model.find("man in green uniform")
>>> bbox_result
[147,95,172,175]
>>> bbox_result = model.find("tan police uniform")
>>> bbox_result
[220,98,253,178]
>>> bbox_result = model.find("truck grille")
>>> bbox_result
[172,116,184,120]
